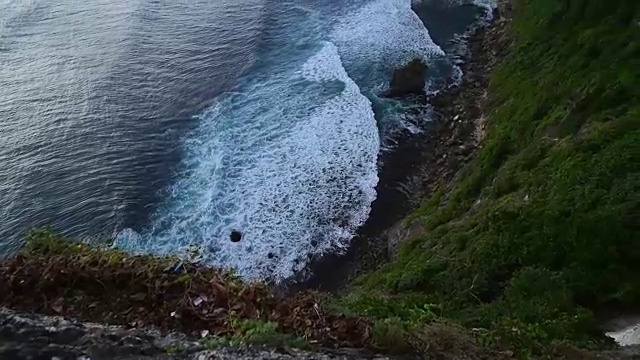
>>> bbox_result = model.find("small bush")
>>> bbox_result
[200,318,308,349]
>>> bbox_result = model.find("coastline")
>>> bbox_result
[296,2,511,292]
[2,0,639,357]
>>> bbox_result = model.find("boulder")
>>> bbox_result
[229,230,242,243]
[385,59,428,98]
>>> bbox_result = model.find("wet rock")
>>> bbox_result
[384,59,428,98]
[230,230,242,243]
[50,326,85,344]
[0,308,172,360]
[457,144,473,156]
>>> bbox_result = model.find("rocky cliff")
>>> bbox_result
[1,0,639,359]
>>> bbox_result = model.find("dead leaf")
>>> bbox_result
[51,298,64,314]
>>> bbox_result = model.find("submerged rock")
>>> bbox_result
[230,230,242,243]
[385,59,428,98]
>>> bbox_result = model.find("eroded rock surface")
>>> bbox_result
[0,309,392,360]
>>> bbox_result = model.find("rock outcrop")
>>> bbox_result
[230,230,242,243]
[0,309,391,360]
[384,59,427,98]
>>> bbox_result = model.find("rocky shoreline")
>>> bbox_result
[0,6,514,359]
[2,0,639,359]
[300,2,512,291]
[0,308,390,360]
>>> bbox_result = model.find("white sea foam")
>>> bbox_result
[330,0,445,89]
[117,42,379,281]
[115,0,446,282]
[328,0,446,135]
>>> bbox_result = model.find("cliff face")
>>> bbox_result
[1,0,638,359]
[0,309,391,360]
[348,0,640,356]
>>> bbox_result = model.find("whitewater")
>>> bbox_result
[0,0,490,281]
[114,0,451,281]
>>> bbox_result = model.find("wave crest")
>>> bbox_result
[117,42,379,281]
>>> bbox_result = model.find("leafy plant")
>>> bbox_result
[200,318,308,349]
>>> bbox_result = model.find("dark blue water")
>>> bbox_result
[0,0,489,281]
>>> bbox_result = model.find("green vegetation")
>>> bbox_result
[1,0,638,359]
[342,0,640,357]
[199,318,308,349]
[0,229,368,351]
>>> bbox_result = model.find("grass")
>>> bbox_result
[199,318,308,350]
[340,0,640,357]
[0,0,638,359]
[2,230,497,358]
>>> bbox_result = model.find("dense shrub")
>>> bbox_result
[350,0,639,355]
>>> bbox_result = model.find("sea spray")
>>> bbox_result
[115,0,456,281]
[331,0,445,91]
[116,42,379,281]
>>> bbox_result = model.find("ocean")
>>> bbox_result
[0,0,488,281]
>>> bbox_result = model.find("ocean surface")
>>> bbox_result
[0,0,488,281]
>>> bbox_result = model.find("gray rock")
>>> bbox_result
[0,309,392,360]
[192,348,392,360]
